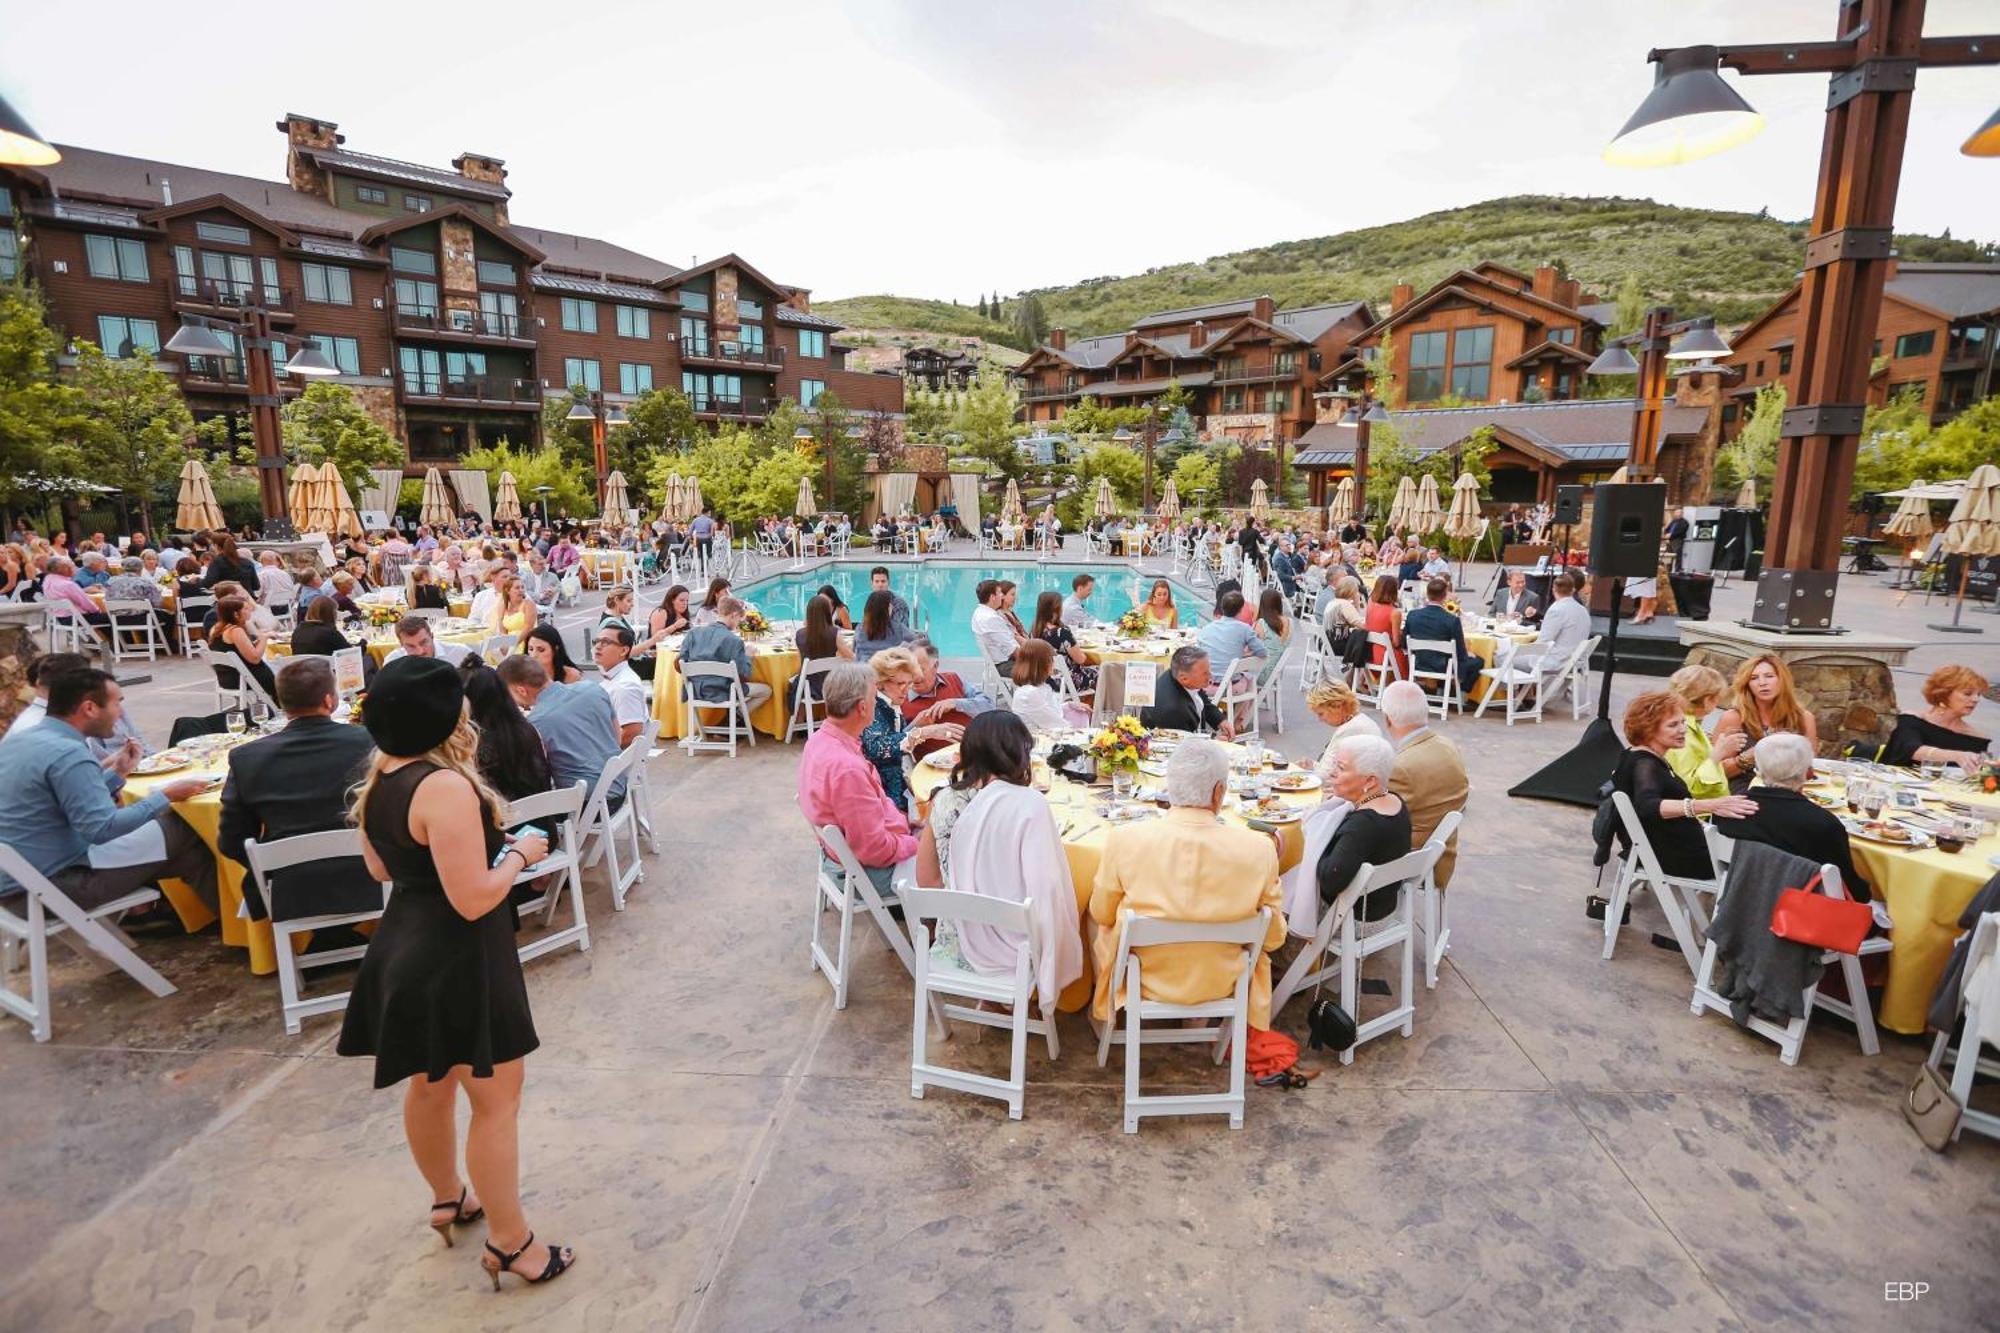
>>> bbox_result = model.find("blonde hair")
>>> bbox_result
[1728,653,1809,741]
[1668,664,1727,713]
[350,709,505,838]
[869,644,924,682]
[1306,678,1360,719]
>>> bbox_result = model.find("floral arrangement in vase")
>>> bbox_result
[1116,607,1151,639]
[1090,714,1151,778]
[365,603,402,629]
[1976,760,1999,795]
[1444,599,1461,616]
[738,606,769,636]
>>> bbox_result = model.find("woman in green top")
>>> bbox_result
[1663,664,1741,800]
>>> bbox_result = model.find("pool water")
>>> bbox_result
[738,560,1205,659]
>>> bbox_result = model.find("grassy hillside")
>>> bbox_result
[856,196,1993,340]
[815,295,1026,347]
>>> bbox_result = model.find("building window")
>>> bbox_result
[404,194,431,213]
[95,315,161,358]
[1721,402,1739,424]
[615,305,650,339]
[1449,325,1493,399]
[564,357,601,393]
[1888,380,1927,403]
[1894,330,1935,359]
[1550,327,1576,345]
[1406,331,1448,402]
[739,324,765,354]
[738,297,764,321]
[679,288,709,312]
[301,262,352,305]
[800,378,826,408]
[1275,350,1297,374]
[561,297,598,333]
[445,350,487,384]
[680,316,710,356]
[714,373,742,406]
[0,229,16,281]
[194,220,252,247]
[682,371,709,408]
[1555,370,1574,398]
[1223,389,1245,412]
[479,290,519,335]
[619,363,654,395]
[400,346,440,395]
[85,233,149,282]
[391,246,436,276]
[1871,339,1882,358]
[394,278,439,318]
[356,185,388,205]
[305,334,361,376]
[1265,388,1288,414]
[1778,347,1793,375]
[0,185,12,216]
[476,259,514,287]
[797,329,827,359]
[1755,359,1765,378]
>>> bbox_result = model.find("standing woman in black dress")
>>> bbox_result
[337,656,574,1289]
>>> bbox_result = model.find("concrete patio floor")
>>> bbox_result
[3,557,1997,1331]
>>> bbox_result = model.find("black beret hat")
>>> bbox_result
[362,655,464,757]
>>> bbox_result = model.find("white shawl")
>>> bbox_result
[1280,798,1351,937]
[946,782,1083,1009]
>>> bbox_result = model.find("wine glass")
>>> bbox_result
[225,709,247,737]
[1858,781,1885,822]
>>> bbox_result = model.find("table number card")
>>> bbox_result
[332,646,367,698]
[1124,662,1157,707]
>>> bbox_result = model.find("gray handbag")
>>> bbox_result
[1903,1063,1962,1152]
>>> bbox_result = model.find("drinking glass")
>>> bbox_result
[1112,769,1135,801]
[225,709,247,737]
[1247,737,1265,772]
[1859,782,1885,821]
[1843,778,1862,815]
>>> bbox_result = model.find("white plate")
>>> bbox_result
[922,747,959,770]
[1270,772,1323,793]
[1236,801,1301,824]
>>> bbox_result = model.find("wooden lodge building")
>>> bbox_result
[0,112,902,469]
[902,345,978,390]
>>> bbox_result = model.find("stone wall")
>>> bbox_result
[0,615,39,732]
[1682,643,1899,758]
[439,219,479,316]
[350,384,402,441]
[713,266,740,344]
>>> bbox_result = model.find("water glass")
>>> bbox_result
[1247,738,1266,771]
[1858,782,1885,821]
[1112,769,1135,801]
[225,709,247,737]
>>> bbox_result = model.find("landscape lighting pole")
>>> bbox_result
[1606,0,2000,630]
[1344,392,1390,525]
[1141,407,1160,514]
[565,391,629,509]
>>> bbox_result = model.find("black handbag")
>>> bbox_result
[1304,966,1357,1053]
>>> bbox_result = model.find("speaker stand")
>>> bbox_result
[1508,586,1626,808]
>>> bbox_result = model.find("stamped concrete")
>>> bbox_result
[2,556,1996,1330]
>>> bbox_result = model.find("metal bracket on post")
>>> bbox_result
[1826,57,1916,108]
[1802,227,1893,269]
[253,456,287,469]
[247,394,282,408]
[1779,404,1865,438]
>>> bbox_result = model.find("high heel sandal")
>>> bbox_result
[481,1232,575,1290]
[428,1187,485,1247]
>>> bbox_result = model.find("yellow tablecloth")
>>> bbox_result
[1074,628,1196,670]
[579,549,635,587]
[269,623,489,665]
[912,741,1313,1012]
[1463,627,1539,705]
[650,639,800,740]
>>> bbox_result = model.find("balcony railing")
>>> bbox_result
[1021,383,1078,400]
[181,355,247,386]
[680,339,784,369]
[394,307,533,341]
[1212,362,1300,384]
[689,394,779,417]
[399,372,541,405]
[171,276,293,313]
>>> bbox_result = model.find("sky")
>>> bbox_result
[6,0,1997,301]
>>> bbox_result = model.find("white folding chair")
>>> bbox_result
[480,632,516,665]
[1093,909,1270,1133]
[786,657,841,743]
[501,781,591,963]
[1404,638,1462,717]
[680,661,757,756]
[1351,632,1401,706]
[1601,790,1717,976]
[579,742,648,911]
[620,720,663,854]
[807,818,917,1009]
[1297,620,1334,690]
[976,658,1015,707]
[1270,839,1444,1065]
[906,887,1058,1121]
[1926,911,2000,1147]
[1558,634,1600,718]
[1689,853,1891,1066]
[43,604,101,657]
[104,599,166,664]
[1473,639,1556,725]
[1250,639,1293,734]
[241,830,391,1035]
[1415,810,1464,989]
[1216,668,1258,737]
[0,842,175,1043]
[175,595,215,656]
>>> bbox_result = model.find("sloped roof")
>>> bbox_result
[1274,300,1368,342]
[1504,339,1596,369]
[776,305,842,330]
[358,202,544,263]
[513,225,684,283]
[1088,372,1215,397]
[1132,298,1262,329]
[1885,263,2000,320]
[297,146,510,201]
[1293,397,1707,467]
[531,272,673,304]
[1024,332,1126,370]
[1576,301,1619,326]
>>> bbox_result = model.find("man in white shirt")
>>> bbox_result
[520,553,561,612]
[970,578,1021,671]
[1495,570,1543,622]
[1420,547,1452,579]
[1536,572,1591,682]
[467,568,505,628]
[1061,573,1097,629]
[382,616,475,667]
[590,624,651,746]
[255,551,298,616]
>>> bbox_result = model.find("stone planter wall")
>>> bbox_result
[1682,642,1899,758]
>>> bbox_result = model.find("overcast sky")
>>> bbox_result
[6,0,1996,300]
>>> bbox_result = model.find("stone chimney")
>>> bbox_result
[781,288,811,312]
[276,113,342,201]
[1048,327,1067,351]
[1391,282,1414,313]
[1532,264,1560,304]
[452,153,509,224]
[1190,320,1207,349]
[1252,296,1275,323]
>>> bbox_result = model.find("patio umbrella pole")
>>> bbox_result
[1929,561,1983,634]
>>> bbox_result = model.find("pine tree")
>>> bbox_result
[977,294,988,320]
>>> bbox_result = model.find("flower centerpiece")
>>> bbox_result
[1444,599,1461,616]
[365,603,402,630]
[738,606,769,636]
[1090,714,1151,797]
[1976,760,1999,796]
[1116,607,1151,640]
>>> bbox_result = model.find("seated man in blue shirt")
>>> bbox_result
[497,653,625,804]
[0,667,215,913]
[1403,575,1483,689]
[679,596,774,720]
[1195,589,1266,689]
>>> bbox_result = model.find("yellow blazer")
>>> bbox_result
[1389,728,1470,887]
[1089,808,1287,1028]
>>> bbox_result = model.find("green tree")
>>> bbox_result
[1061,443,1144,528]
[69,344,197,536]
[1713,381,1785,501]
[1608,273,1649,340]
[647,427,768,529]
[950,367,1025,484]
[1015,292,1049,347]
[0,277,88,512]
[1169,449,1222,512]
[279,381,405,494]
[460,439,596,525]
[1911,396,2000,485]
[745,448,818,520]
[623,386,698,458]
[903,384,951,440]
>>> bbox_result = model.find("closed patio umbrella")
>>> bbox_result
[1330,476,1355,527]
[326,465,364,538]
[1387,475,1417,534]
[285,464,315,528]
[175,457,225,533]
[299,462,333,535]
[1734,477,1757,508]
[494,471,522,524]
[684,476,704,520]
[419,466,455,528]
[660,470,684,522]
[1414,473,1443,537]
[1445,472,1482,589]
[1249,477,1270,520]
[796,472,817,519]
[1884,482,1938,589]
[1933,463,2000,633]
[602,470,636,529]
[1092,475,1114,519]
[1157,476,1181,521]
[1004,477,1027,523]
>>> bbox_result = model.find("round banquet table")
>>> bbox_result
[269,620,490,665]
[88,585,179,615]
[649,634,801,740]
[1463,623,1540,705]
[1072,626,1197,671]
[1809,770,2000,1034]
[911,735,1318,1012]
[579,549,636,587]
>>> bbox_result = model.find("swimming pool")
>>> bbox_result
[738,560,1205,660]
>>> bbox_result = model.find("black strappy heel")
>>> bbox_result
[428,1187,485,1247]
[482,1231,575,1290]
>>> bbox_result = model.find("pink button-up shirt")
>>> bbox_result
[42,572,99,620]
[797,722,916,868]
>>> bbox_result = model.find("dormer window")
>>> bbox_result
[404,194,432,213]
[738,297,764,321]
[195,220,252,247]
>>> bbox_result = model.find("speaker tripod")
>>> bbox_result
[1508,587,1627,807]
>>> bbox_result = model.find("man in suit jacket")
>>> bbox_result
[1403,577,1483,688]
[1381,682,1469,887]
[217,656,380,920]
[1139,646,1232,738]
[1493,570,1544,622]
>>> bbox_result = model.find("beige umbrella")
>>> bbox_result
[175,457,225,532]
[1734,477,1757,508]
[1387,475,1417,533]
[795,472,817,519]
[324,465,364,538]
[602,470,635,528]
[1250,477,1270,520]
[1004,477,1027,523]
[1330,475,1355,526]
[1607,465,1631,484]
[1092,475,1114,519]
[297,462,332,535]
[660,469,685,522]
[419,466,455,528]
[1883,482,1935,540]
[285,463,315,527]
[1157,476,1181,521]
[1444,472,1482,541]
[494,471,522,524]
[1936,463,2000,630]
[1414,473,1443,536]
[684,476,704,520]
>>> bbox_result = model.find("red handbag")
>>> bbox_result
[1769,873,1873,954]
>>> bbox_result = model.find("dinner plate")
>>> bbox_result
[1271,772,1322,792]
[1236,800,1301,824]
[133,752,191,776]
[1846,820,1930,848]
[922,746,960,770]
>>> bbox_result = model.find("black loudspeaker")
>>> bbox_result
[1588,483,1666,579]
[1553,485,1585,526]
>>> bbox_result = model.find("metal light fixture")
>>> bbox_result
[1586,344,1641,376]
[163,322,235,359]
[284,342,340,377]
[0,94,59,167]
[794,425,813,441]
[565,397,596,422]
[1362,402,1390,424]
[1112,427,1134,442]
[1963,105,2000,157]
[1604,45,1765,168]
[605,405,630,427]
[1667,316,1731,360]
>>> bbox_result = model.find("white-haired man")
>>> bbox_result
[254,550,297,618]
[1089,737,1287,1032]
[1713,731,1877,908]
[798,660,916,897]
[1380,681,1468,887]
